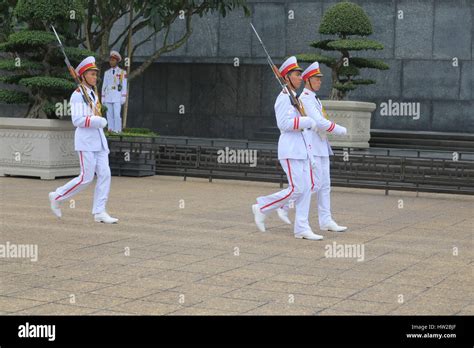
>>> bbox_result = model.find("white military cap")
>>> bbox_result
[110,50,122,62]
[302,61,324,81]
[279,56,302,77]
[75,56,99,76]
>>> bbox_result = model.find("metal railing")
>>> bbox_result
[108,136,474,195]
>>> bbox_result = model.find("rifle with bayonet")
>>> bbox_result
[249,22,315,161]
[50,25,102,117]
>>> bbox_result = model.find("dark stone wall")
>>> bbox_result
[123,0,474,137]
[127,62,281,139]
[2,0,471,135]
[1,0,472,135]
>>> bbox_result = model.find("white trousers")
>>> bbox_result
[53,151,111,214]
[105,102,122,132]
[311,156,332,227]
[282,156,332,228]
[256,159,313,234]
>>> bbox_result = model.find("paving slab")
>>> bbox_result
[0,175,472,315]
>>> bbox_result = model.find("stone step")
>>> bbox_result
[370,129,474,152]
[252,127,474,152]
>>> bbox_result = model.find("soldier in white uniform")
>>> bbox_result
[299,62,348,232]
[252,57,323,241]
[101,50,127,133]
[49,56,118,224]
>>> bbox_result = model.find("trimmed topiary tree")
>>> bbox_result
[0,0,95,118]
[297,1,389,100]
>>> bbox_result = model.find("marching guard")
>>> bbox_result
[252,57,323,241]
[299,62,348,232]
[49,56,118,224]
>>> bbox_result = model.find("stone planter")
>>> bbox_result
[0,117,79,180]
[322,100,376,148]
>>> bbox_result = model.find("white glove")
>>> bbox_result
[99,117,108,129]
[298,116,316,130]
[121,97,126,105]
[339,126,348,135]
[306,118,316,131]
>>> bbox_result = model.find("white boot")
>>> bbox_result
[295,230,324,241]
[252,204,266,232]
[320,220,347,232]
[277,207,291,225]
[48,192,62,218]
[94,212,118,224]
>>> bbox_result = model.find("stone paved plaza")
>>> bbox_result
[0,175,472,315]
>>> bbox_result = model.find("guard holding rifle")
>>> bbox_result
[48,54,118,224]
[300,62,348,232]
[102,50,127,133]
[251,56,323,241]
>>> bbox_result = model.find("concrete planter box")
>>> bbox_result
[322,100,376,148]
[0,117,79,180]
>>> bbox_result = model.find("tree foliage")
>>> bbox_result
[0,0,250,118]
[0,0,92,118]
[297,1,389,100]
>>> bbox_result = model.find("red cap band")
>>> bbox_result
[303,68,321,81]
[280,63,300,77]
[79,63,97,76]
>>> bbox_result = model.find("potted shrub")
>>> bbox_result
[297,1,389,148]
[0,0,95,179]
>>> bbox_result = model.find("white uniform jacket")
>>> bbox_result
[275,90,315,160]
[70,86,109,153]
[101,67,128,103]
[299,88,346,157]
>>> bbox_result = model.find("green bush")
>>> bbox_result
[0,89,29,104]
[62,47,97,65]
[14,0,83,23]
[0,58,42,71]
[19,76,76,91]
[0,74,31,83]
[319,1,372,36]
[0,0,90,117]
[297,1,389,100]
[106,128,158,137]
[41,101,58,116]
[4,30,58,50]
[124,128,156,135]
